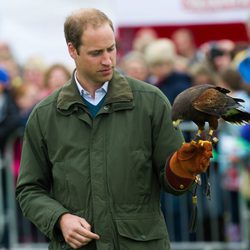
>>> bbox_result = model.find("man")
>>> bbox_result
[16,8,212,250]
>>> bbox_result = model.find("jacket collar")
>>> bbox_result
[57,70,133,111]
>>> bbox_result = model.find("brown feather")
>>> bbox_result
[192,88,240,116]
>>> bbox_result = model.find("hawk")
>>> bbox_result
[171,84,250,142]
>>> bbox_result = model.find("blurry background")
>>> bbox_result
[1,0,250,67]
[0,0,116,68]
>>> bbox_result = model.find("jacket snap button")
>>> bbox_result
[103,105,109,111]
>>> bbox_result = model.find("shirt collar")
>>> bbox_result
[74,71,109,97]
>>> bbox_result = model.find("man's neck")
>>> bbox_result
[76,72,103,98]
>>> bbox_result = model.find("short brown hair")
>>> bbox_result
[64,8,114,53]
[219,68,242,91]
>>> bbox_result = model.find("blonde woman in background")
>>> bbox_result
[44,63,71,95]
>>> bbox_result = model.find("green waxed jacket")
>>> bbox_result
[16,70,184,250]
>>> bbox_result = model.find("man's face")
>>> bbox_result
[68,23,116,85]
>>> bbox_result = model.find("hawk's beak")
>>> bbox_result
[172,120,182,128]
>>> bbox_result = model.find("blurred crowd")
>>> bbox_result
[1,16,250,245]
[117,21,250,242]
[0,44,71,153]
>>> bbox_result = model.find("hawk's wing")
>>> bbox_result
[192,88,238,116]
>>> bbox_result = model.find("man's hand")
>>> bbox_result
[169,140,213,180]
[59,213,100,249]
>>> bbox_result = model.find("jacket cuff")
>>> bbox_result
[165,161,193,191]
[50,208,69,241]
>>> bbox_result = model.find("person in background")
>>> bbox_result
[0,68,20,153]
[237,51,250,88]
[118,50,150,81]
[218,67,250,115]
[173,56,190,74]
[43,63,71,95]
[0,41,22,86]
[0,67,20,248]
[16,8,212,250]
[217,67,250,242]
[14,83,39,130]
[144,38,192,104]
[234,15,250,95]
[188,62,217,86]
[204,40,235,75]
[22,56,47,101]
[171,28,202,68]
[132,28,158,54]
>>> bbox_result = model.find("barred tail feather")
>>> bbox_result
[222,109,250,125]
[233,98,245,103]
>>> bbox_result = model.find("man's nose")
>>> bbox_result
[101,52,112,65]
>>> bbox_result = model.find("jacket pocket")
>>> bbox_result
[115,216,170,250]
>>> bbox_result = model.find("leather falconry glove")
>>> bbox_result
[169,141,213,180]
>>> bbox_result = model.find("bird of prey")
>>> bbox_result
[171,84,250,142]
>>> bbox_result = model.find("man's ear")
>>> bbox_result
[67,43,78,59]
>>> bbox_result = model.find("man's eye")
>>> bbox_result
[91,51,101,56]
[108,46,115,52]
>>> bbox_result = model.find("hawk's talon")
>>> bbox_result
[191,140,197,145]
[198,140,212,147]
[191,139,211,147]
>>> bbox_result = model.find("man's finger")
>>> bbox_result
[83,229,100,240]
[76,226,100,240]
[68,237,84,249]
[73,232,92,243]
[79,219,91,231]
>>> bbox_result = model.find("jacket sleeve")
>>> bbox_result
[151,89,193,195]
[15,108,68,240]
[165,157,194,193]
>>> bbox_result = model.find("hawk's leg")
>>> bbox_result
[208,118,219,143]
[208,129,218,144]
